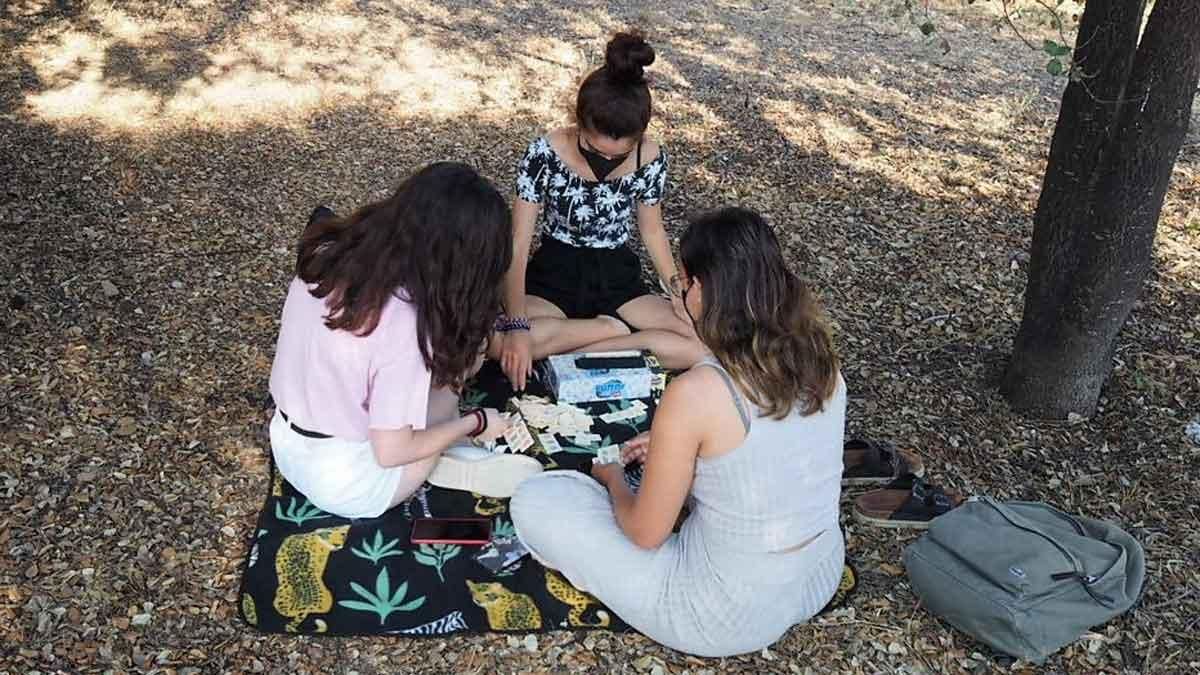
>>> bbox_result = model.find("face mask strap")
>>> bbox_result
[681,278,699,330]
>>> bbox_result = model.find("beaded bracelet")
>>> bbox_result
[495,316,531,333]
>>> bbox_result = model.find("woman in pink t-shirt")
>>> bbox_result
[268,162,543,519]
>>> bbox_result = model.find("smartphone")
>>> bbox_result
[575,355,646,371]
[410,518,492,545]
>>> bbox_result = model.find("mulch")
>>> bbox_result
[2,0,1197,673]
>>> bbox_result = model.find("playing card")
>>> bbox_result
[596,445,621,465]
[503,418,535,453]
[537,433,562,453]
[473,535,531,574]
[514,397,552,429]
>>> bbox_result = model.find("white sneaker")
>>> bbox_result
[427,445,544,498]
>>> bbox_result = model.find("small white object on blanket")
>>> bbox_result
[595,445,621,465]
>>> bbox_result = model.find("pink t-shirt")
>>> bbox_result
[268,277,432,442]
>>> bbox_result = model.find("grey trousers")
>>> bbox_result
[511,470,844,657]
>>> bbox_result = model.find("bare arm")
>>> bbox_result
[594,373,705,548]
[369,409,506,467]
[504,198,540,318]
[636,202,678,293]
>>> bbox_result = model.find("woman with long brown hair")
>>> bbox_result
[493,31,706,391]
[512,207,846,657]
[268,162,542,519]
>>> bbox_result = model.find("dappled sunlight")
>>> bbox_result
[4,0,1200,670]
[656,91,724,143]
[796,72,917,108]
[761,69,1042,202]
[17,1,587,131]
[23,30,164,123]
[669,30,775,82]
[1156,164,1200,290]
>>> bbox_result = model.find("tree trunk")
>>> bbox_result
[1002,0,1200,418]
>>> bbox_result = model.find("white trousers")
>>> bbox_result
[269,410,407,519]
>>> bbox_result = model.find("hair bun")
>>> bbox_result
[604,32,655,85]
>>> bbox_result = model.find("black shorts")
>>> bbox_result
[525,238,651,319]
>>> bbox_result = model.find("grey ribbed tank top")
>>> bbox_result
[681,357,846,559]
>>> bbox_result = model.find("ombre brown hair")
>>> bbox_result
[296,162,512,391]
[679,207,839,418]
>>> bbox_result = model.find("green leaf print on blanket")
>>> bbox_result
[606,401,649,434]
[351,530,406,565]
[275,497,331,527]
[337,568,426,625]
[492,517,516,539]
[414,544,462,583]
[559,435,613,456]
[461,387,488,409]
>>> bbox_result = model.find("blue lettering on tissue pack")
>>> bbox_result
[595,380,626,398]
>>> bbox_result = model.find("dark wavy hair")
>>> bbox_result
[575,31,655,138]
[679,207,840,419]
[296,162,513,390]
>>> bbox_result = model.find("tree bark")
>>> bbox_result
[1002,0,1200,418]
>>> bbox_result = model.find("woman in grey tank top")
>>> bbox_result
[512,207,846,657]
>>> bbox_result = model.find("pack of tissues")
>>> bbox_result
[539,351,657,404]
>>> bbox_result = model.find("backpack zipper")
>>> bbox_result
[1051,571,1099,584]
[979,498,1115,607]
[980,498,1083,574]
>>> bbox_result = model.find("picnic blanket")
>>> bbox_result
[238,360,856,636]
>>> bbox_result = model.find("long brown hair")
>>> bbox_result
[296,162,512,390]
[679,207,839,418]
[575,32,655,138]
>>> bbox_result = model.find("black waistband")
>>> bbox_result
[279,410,332,439]
[539,236,634,257]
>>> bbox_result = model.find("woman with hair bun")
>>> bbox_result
[493,32,706,390]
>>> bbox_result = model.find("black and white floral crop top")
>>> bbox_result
[516,136,669,249]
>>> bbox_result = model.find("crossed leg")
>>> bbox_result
[487,293,706,380]
[581,295,708,370]
[488,295,631,361]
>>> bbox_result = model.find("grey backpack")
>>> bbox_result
[902,497,1145,664]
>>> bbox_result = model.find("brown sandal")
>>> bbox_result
[842,439,925,486]
[853,474,964,529]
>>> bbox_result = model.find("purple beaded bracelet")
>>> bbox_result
[495,316,531,333]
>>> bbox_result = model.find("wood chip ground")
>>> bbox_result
[2,0,1198,672]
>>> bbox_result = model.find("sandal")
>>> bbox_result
[842,439,925,486]
[852,474,964,529]
[308,205,336,226]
